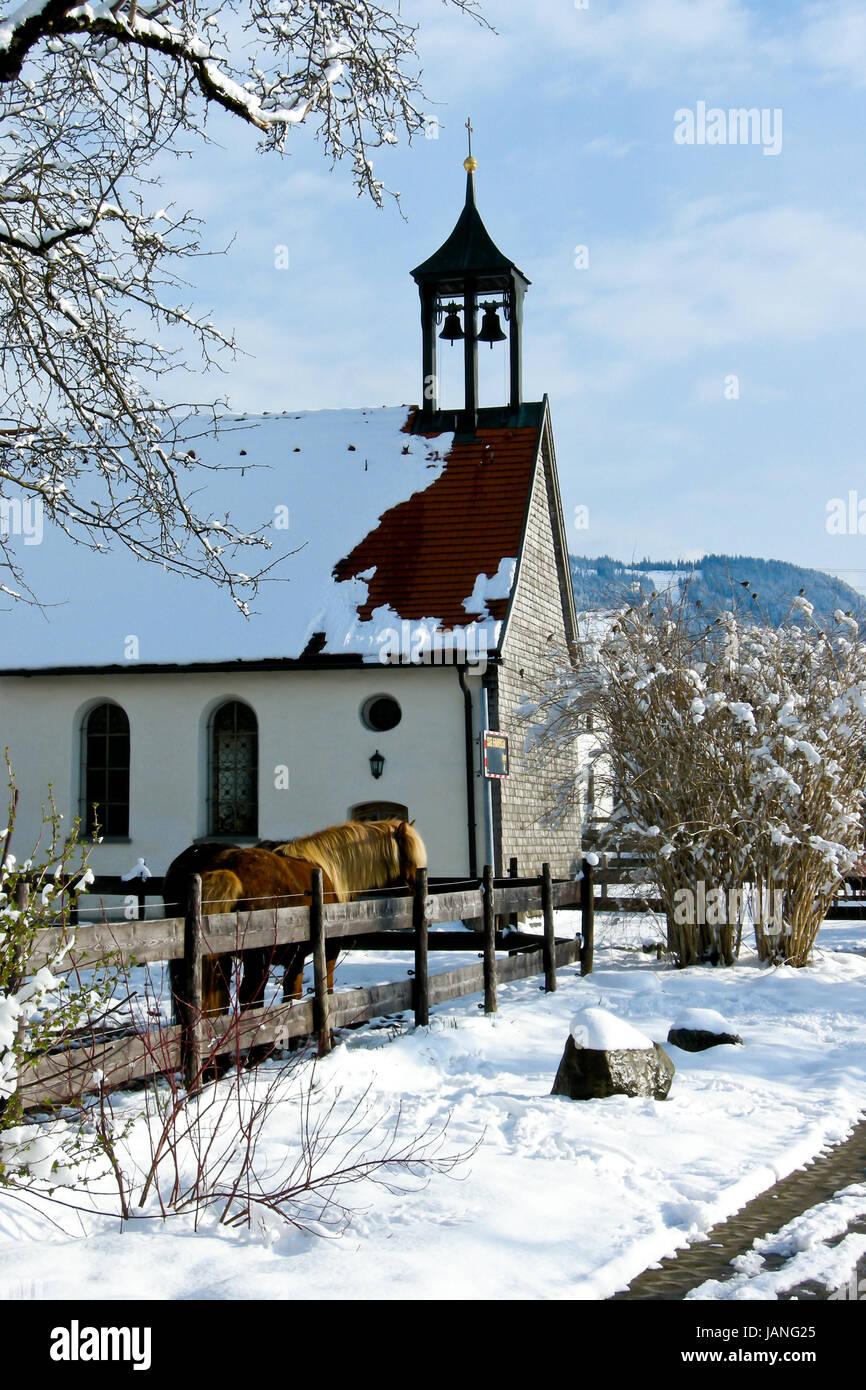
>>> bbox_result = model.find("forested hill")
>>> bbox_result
[569,554,866,626]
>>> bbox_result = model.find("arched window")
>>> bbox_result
[209,700,258,836]
[81,702,130,837]
[350,800,409,823]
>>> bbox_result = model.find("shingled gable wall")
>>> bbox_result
[490,408,582,877]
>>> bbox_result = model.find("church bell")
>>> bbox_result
[439,303,464,343]
[477,301,507,348]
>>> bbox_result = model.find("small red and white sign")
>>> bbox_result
[483,730,509,779]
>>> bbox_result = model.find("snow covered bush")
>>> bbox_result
[524,591,866,967]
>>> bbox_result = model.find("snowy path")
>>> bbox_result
[687,1182,866,1300]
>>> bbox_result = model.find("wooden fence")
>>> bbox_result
[17,861,598,1111]
[24,848,861,1113]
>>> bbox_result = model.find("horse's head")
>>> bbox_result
[393,819,427,891]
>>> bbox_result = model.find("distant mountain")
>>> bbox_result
[569,554,866,627]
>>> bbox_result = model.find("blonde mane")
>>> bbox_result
[265,819,426,901]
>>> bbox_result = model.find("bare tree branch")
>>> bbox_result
[0,0,488,608]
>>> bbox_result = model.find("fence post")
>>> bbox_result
[311,866,331,1056]
[508,856,518,931]
[182,874,203,1093]
[413,867,429,1028]
[483,863,498,1014]
[580,859,595,976]
[542,862,556,992]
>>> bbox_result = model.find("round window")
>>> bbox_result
[361,695,402,732]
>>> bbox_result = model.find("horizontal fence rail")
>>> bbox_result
[24,880,588,974]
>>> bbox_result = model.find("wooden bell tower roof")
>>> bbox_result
[411,168,530,297]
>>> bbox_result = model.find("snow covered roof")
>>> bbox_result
[0,404,545,671]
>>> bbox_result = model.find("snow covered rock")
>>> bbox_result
[550,1007,675,1101]
[667,1007,743,1052]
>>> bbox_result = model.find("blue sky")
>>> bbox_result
[152,0,866,592]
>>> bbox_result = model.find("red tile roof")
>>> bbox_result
[332,413,542,636]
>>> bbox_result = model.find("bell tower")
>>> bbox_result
[411,123,530,436]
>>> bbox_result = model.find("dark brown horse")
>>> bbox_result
[163,844,338,1018]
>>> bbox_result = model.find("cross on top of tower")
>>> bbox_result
[464,117,477,173]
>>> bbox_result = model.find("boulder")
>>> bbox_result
[667,1027,742,1052]
[667,1007,742,1052]
[551,1007,675,1101]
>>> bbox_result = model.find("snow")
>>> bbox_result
[640,569,702,600]
[672,1007,735,1036]
[3,913,866,1300]
[570,1005,654,1051]
[120,859,151,882]
[0,408,471,668]
[462,557,517,617]
[0,0,57,52]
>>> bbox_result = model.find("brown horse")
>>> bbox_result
[233,818,428,1007]
[164,819,427,1021]
[261,818,427,900]
[163,845,338,1018]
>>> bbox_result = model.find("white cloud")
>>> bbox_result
[413,0,771,90]
[415,0,866,95]
[583,135,637,159]
[796,2,866,87]
[561,0,762,86]
[547,202,866,365]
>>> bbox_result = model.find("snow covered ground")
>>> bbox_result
[1,912,865,1301]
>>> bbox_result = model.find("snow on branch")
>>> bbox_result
[0,1,486,606]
